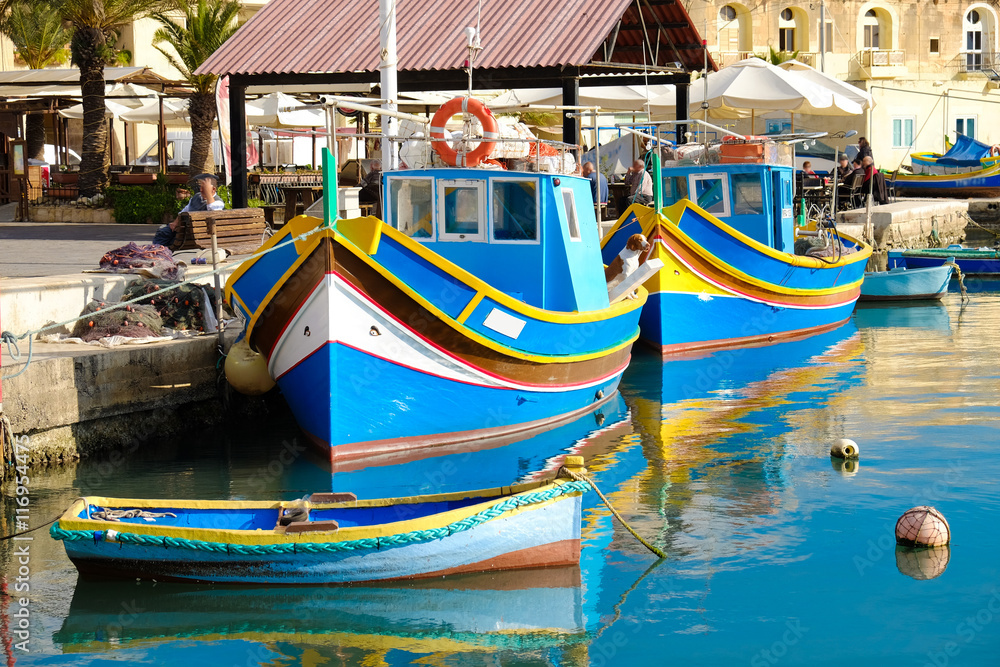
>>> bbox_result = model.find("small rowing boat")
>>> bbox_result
[892,247,1000,275]
[51,460,591,585]
[859,264,954,301]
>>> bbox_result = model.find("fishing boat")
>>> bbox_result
[225,98,647,462]
[858,264,954,301]
[50,465,590,585]
[909,133,1000,175]
[891,246,1000,275]
[601,129,871,355]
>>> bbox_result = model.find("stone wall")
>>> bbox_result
[29,205,115,224]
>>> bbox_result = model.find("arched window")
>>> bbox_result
[779,8,796,51]
[863,9,880,49]
[966,9,984,70]
[717,3,752,53]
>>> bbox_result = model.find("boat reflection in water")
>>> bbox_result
[853,301,951,331]
[55,568,588,663]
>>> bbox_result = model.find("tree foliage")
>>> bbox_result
[0,0,73,69]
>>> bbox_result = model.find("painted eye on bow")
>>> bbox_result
[303,326,311,336]
[370,326,381,336]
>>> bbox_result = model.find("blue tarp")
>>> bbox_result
[934,133,992,167]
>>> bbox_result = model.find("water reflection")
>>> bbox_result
[55,568,587,663]
[854,302,951,330]
[895,545,950,580]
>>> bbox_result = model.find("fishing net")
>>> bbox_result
[70,301,164,342]
[99,242,183,280]
[120,278,221,332]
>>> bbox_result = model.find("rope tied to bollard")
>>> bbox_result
[559,464,666,559]
[942,261,969,302]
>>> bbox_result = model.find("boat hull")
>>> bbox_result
[54,482,586,585]
[896,249,1000,275]
[891,165,1000,198]
[859,265,953,301]
[602,204,870,355]
[226,216,643,461]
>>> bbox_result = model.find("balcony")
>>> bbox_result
[709,51,755,67]
[855,49,907,79]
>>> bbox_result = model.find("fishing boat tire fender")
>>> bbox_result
[430,96,499,167]
[991,145,1000,158]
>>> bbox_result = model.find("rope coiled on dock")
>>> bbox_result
[49,481,591,555]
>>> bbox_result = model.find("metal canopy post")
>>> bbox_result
[230,77,248,209]
[674,81,689,144]
[562,78,580,156]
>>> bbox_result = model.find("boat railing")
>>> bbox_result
[616,120,795,168]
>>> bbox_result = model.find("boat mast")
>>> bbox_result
[379,0,399,169]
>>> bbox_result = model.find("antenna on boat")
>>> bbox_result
[379,0,399,169]
[464,25,483,98]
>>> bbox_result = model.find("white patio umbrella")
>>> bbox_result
[647,58,863,132]
[119,98,191,127]
[777,60,874,111]
[489,84,676,112]
[104,82,159,108]
[58,99,133,120]
[246,92,324,127]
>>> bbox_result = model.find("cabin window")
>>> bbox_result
[690,173,731,217]
[438,179,485,242]
[389,177,434,239]
[731,173,764,215]
[664,176,689,206]
[560,189,582,241]
[491,179,539,242]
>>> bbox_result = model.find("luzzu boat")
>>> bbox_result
[601,135,871,355]
[894,133,1000,197]
[225,101,646,462]
[50,467,590,584]
[891,246,1000,275]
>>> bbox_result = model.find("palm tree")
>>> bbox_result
[0,0,73,159]
[60,0,170,196]
[153,0,241,178]
[757,46,800,65]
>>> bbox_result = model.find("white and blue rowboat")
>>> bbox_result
[51,462,591,585]
[859,264,954,301]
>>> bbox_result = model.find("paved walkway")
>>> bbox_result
[0,202,160,278]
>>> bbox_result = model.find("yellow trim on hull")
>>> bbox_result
[58,480,579,546]
[228,215,646,364]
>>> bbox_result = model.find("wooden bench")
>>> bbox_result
[171,208,267,255]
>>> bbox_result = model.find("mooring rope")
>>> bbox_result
[560,467,666,559]
[942,261,970,301]
[49,481,592,554]
[0,221,329,380]
[0,414,13,479]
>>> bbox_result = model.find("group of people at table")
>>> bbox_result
[800,137,887,207]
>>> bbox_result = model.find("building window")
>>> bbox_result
[720,5,736,21]
[717,3,752,52]
[779,8,795,51]
[892,117,915,148]
[863,9,880,50]
[823,21,834,52]
[929,37,939,54]
[955,116,977,139]
[966,10,983,71]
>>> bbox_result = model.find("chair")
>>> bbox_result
[843,172,865,210]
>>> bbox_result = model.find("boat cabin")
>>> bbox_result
[382,168,611,312]
[660,162,796,253]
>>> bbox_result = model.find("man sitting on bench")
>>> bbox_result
[153,173,225,247]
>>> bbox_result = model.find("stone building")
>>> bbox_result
[683,0,1000,168]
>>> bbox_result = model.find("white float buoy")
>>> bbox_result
[895,506,951,547]
[225,338,276,396]
[830,438,860,459]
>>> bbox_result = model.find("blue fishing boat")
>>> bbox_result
[894,134,1000,197]
[909,133,1000,174]
[51,465,590,584]
[859,264,954,301]
[225,99,646,462]
[891,247,1000,275]
[601,133,870,355]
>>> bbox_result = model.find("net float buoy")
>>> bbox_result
[896,506,950,547]
[225,337,276,396]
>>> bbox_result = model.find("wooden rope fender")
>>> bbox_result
[430,96,499,167]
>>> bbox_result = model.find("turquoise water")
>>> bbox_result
[5,290,1000,666]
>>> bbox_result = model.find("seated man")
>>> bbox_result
[152,173,225,247]
[836,154,853,182]
[801,161,816,175]
[581,161,608,206]
[861,156,888,205]
[358,159,382,217]
[619,160,653,211]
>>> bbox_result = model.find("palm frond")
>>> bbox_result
[1,1,73,69]
[152,0,242,92]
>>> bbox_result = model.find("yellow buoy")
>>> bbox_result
[225,337,275,396]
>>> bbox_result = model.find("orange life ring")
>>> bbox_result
[430,97,499,167]
[990,144,1000,158]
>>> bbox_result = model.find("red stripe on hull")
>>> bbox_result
[655,317,852,357]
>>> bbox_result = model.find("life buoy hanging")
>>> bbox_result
[990,144,1000,158]
[429,97,499,167]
